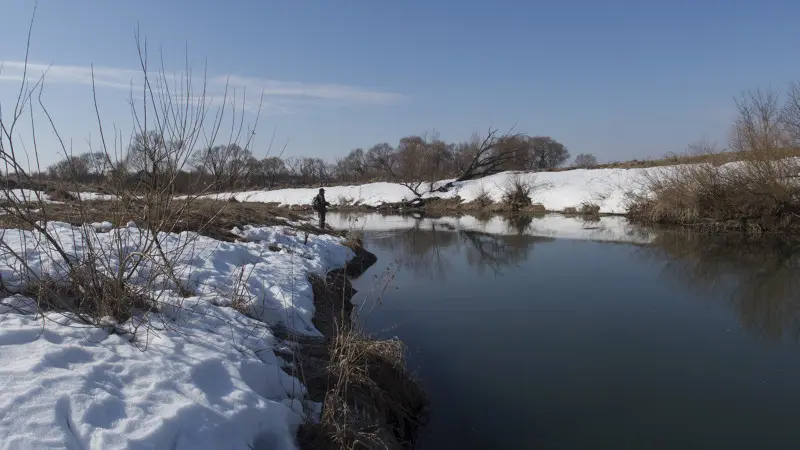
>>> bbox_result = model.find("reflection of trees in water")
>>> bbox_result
[643,232,800,340]
[369,221,458,281]
[369,215,549,280]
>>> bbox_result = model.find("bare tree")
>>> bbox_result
[125,130,183,182]
[47,156,89,181]
[364,143,395,177]
[573,153,598,168]
[0,20,265,336]
[455,128,528,181]
[730,88,787,154]
[261,156,287,188]
[80,152,109,177]
[528,136,570,170]
[190,143,253,189]
[782,81,800,146]
[335,148,368,182]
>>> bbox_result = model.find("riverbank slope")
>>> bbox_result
[0,216,424,449]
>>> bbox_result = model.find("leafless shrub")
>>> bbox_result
[337,195,355,207]
[501,174,534,211]
[0,19,263,336]
[626,86,800,232]
[473,183,494,207]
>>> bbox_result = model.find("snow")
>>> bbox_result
[73,192,119,201]
[0,190,117,204]
[0,221,354,449]
[91,221,114,232]
[199,182,417,208]
[209,158,800,214]
[324,212,656,244]
[0,189,63,204]
[204,167,649,213]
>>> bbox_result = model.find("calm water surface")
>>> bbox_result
[333,213,800,450]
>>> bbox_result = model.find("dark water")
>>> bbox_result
[340,213,800,450]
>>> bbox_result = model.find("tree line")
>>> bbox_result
[41,128,597,194]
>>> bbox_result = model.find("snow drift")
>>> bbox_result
[0,221,353,449]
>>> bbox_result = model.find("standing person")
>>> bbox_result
[312,188,331,229]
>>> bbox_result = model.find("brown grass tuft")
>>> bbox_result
[21,264,154,324]
[281,255,425,450]
[626,152,800,232]
[501,174,533,211]
[44,187,77,202]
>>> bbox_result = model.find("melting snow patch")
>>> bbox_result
[91,221,114,232]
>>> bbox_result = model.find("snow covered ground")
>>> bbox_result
[202,159,800,214]
[202,167,652,214]
[0,221,353,449]
[325,212,656,244]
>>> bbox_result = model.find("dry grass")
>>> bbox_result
[626,152,800,232]
[278,242,425,450]
[17,264,154,324]
[0,198,314,241]
[316,332,425,449]
[472,183,494,208]
[501,173,534,211]
[627,84,800,232]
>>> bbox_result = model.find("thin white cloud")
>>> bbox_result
[0,61,139,90]
[219,75,404,105]
[0,60,404,111]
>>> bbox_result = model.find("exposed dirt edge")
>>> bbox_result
[274,238,428,450]
[271,197,626,218]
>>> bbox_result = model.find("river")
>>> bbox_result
[325,212,800,450]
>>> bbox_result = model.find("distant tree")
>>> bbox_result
[126,130,173,175]
[573,153,598,168]
[455,129,529,181]
[492,134,532,171]
[191,143,252,189]
[424,136,457,180]
[528,136,570,170]
[47,156,89,181]
[261,156,287,188]
[393,135,430,196]
[335,148,368,182]
[297,157,329,185]
[364,143,396,178]
[79,152,109,177]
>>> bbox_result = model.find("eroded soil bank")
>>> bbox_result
[274,239,428,450]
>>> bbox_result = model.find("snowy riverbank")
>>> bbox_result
[203,167,650,214]
[202,159,800,215]
[0,221,356,449]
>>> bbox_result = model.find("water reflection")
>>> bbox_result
[365,214,549,279]
[642,232,800,341]
[335,211,800,341]
[340,212,800,449]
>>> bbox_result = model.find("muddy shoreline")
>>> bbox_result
[274,239,427,449]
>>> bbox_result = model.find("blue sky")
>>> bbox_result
[2,0,800,167]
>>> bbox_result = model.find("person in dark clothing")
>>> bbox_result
[312,188,331,229]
